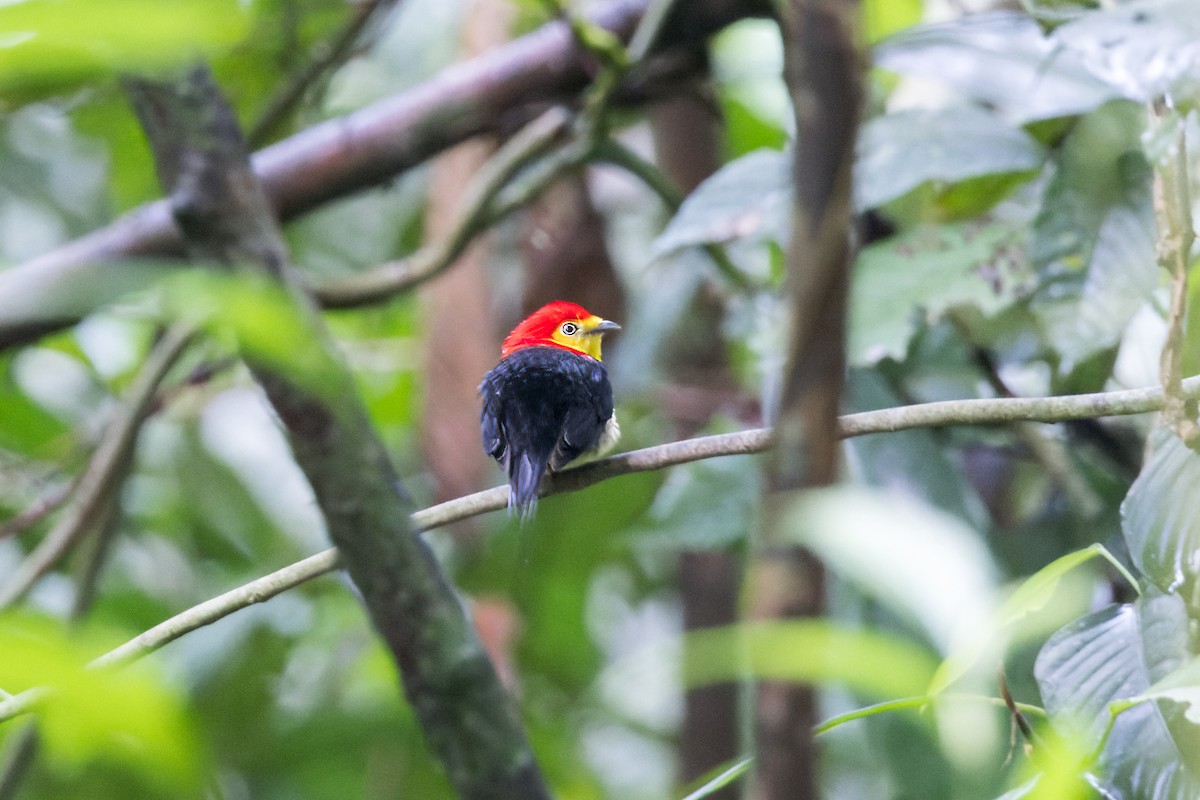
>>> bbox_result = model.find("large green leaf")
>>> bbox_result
[1030,100,1157,365]
[0,0,249,102]
[0,613,201,793]
[1034,592,1200,800]
[1136,655,1200,725]
[161,271,346,405]
[855,106,1045,211]
[651,148,791,259]
[1054,0,1200,104]
[875,12,1119,124]
[637,453,759,551]
[848,218,1033,365]
[0,353,69,458]
[783,485,997,652]
[863,0,921,43]
[1120,428,1200,595]
[930,543,1129,694]
[641,620,937,699]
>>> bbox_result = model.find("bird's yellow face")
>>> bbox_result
[549,315,620,361]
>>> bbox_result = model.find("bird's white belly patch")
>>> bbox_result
[556,413,621,470]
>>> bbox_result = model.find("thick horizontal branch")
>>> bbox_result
[0,372,1191,729]
[0,0,768,351]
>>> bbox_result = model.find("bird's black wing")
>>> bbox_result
[479,347,613,512]
[479,368,506,461]
[550,357,613,470]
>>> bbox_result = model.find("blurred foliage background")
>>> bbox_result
[4,0,1200,799]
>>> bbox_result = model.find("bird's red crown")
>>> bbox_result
[500,301,618,361]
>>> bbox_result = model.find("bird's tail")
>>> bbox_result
[507,451,545,519]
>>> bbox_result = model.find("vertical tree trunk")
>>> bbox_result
[749,2,862,799]
[125,64,552,800]
[649,89,744,798]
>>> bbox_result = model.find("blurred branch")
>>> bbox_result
[752,0,863,796]
[949,313,1103,516]
[247,0,400,147]
[315,106,574,307]
[0,0,769,351]
[0,324,194,610]
[1,373,1195,730]
[123,65,549,800]
[0,480,75,542]
[1151,102,1200,445]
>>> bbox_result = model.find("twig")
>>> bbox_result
[0,479,75,541]
[0,325,195,610]
[949,312,1103,516]
[1,372,1196,727]
[627,0,681,61]
[247,0,400,147]
[1151,102,1199,444]
[314,106,574,307]
[998,667,1036,747]
[69,492,124,618]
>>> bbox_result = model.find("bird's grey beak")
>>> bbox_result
[590,320,621,335]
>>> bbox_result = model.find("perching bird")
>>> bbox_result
[479,301,621,514]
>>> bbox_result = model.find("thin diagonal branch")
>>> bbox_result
[315,106,573,307]
[247,0,401,147]
[0,324,194,610]
[0,480,75,542]
[1,372,1194,728]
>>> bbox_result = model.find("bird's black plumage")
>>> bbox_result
[479,345,614,512]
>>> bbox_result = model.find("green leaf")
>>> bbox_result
[679,756,753,800]
[1135,655,1200,724]
[682,620,938,699]
[0,0,249,102]
[0,354,69,458]
[996,545,1137,629]
[994,775,1041,800]
[1053,0,1200,104]
[855,107,1045,211]
[1120,428,1200,595]
[863,0,921,43]
[1030,101,1157,366]
[652,148,791,257]
[161,271,346,405]
[1035,592,1200,800]
[783,486,998,651]
[0,613,200,791]
[875,12,1119,124]
[814,695,934,734]
[849,218,1033,365]
[999,729,1099,800]
[930,543,1131,694]
[638,453,759,550]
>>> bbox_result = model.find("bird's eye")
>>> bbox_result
[560,322,580,335]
